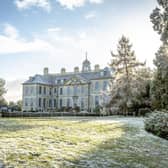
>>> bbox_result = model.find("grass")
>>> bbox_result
[0,117,167,168]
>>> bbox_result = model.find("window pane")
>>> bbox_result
[95,82,99,91]
[95,96,99,106]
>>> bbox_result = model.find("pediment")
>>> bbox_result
[65,75,88,85]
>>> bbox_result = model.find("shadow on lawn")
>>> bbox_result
[59,125,168,168]
[58,124,128,168]
[0,119,41,133]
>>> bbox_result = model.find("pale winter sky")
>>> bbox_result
[0,0,161,102]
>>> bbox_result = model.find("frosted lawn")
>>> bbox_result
[0,117,168,168]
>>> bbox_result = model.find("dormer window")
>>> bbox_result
[103,70,107,76]
[103,67,109,76]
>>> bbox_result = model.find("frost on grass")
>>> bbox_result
[0,117,168,168]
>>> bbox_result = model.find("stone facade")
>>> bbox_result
[22,58,111,112]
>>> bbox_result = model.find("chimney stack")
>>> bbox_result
[43,67,49,75]
[74,67,79,73]
[61,68,66,74]
[94,64,100,71]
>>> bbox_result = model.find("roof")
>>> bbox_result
[23,67,112,85]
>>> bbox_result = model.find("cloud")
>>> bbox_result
[0,35,52,54]
[56,0,85,9]
[0,24,53,54]
[84,11,96,19]
[78,31,87,39]
[14,0,103,11]
[56,0,103,10]
[47,27,62,32]
[89,0,103,4]
[3,23,19,39]
[15,0,51,12]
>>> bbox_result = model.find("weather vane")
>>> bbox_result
[85,51,88,60]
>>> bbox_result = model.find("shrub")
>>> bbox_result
[110,107,120,115]
[73,106,80,112]
[65,107,73,112]
[58,106,66,112]
[93,105,101,114]
[145,111,168,140]
[138,108,151,116]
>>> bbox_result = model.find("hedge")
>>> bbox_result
[1,111,100,118]
[144,111,168,140]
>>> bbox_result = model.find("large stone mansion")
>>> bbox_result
[22,57,112,112]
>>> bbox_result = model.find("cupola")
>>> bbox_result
[82,52,91,72]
